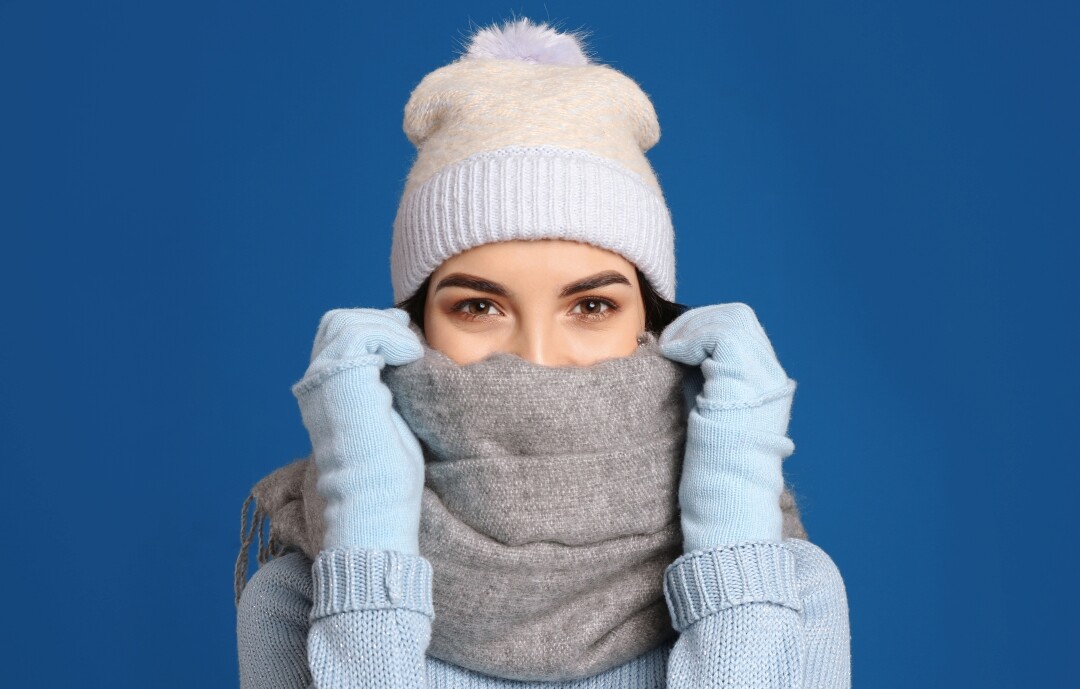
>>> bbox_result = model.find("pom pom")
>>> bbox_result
[462,18,590,66]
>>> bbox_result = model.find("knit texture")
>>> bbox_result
[660,304,798,549]
[238,323,812,681]
[237,538,851,688]
[400,57,662,199]
[382,327,686,680]
[307,549,433,688]
[290,308,426,555]
[391,145,675,304]
[390,20,676,302]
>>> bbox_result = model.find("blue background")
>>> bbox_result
[2,1,1076,686]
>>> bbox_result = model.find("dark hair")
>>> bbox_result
[396,267,687,336]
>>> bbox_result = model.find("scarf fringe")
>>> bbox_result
[234,491,289,607]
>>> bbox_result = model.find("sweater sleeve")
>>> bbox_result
[236,551,316,689]
[307,547,434,689]
[236,548,434,689]
[662,538,851,689]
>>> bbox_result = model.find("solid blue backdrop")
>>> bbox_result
[2,1,1076,686]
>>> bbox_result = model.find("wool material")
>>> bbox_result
[235,329,810,682]
[390,19,676,303]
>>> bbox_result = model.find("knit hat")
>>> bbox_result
[390,18,676,304]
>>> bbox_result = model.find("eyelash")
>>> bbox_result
[570,297,620,322]
[449,299,498,321]
[450,297,621,323]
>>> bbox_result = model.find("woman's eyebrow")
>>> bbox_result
[434,273,512,297]
[559,271,632,297]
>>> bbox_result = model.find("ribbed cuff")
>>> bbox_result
[391,145,675,303]
[310,548,434,622]
[663,541,803,633]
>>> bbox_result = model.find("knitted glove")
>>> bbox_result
[291,307,426,555]
[659,303,797,551]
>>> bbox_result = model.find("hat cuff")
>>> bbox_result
[391,145,675,303]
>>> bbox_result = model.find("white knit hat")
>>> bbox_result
[390,18,676,303]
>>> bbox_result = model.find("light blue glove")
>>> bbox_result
[291,307,426,555]
[659,303,797,551]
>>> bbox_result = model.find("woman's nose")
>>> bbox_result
[511,322,576,367]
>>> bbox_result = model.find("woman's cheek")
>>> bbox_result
[569,326,640,365]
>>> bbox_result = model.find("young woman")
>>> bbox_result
[235,18,851,688]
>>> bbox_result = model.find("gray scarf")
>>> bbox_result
[234,330,808,682]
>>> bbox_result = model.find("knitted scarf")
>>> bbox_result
[234,330,809,682]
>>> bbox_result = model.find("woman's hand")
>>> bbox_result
[659,303,797,551]
[291,307,427,555]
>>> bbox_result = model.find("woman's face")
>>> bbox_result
[423,239,648,366]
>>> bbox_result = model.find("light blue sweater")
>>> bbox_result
[236,536,851,688]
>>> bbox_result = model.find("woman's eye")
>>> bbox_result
[452,299,504,319]
[570,298,617,320]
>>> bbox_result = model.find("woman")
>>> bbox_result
[235,18,851,688]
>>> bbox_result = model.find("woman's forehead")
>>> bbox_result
[431,239,639,286]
